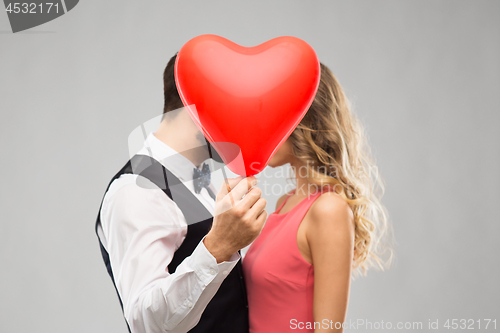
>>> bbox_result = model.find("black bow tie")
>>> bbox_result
[193,163,216,199]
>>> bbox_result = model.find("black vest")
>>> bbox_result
[95,154,249,333]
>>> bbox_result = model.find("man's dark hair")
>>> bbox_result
[163,53,184,114]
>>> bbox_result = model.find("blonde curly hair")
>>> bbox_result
[287,62,394,277]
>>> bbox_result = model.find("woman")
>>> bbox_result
[242,63,393,332]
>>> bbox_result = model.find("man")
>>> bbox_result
[95,53,268,333]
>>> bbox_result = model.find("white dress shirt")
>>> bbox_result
[97,132,240,333]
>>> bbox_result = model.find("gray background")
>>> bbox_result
[1,1,499,332]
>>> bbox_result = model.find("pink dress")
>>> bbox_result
[243,188,332,332]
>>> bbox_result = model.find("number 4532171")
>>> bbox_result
[5,3,60,14]
[444,319,496,330]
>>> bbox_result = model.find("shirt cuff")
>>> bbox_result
[192,235,241,286]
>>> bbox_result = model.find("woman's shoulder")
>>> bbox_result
[304,190,355,273]
[307,190,355,231]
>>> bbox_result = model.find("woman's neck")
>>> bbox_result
[290,160,313,197]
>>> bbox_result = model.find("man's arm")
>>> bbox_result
[99,174,239,333]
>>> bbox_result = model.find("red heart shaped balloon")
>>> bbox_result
[175,34,320,176]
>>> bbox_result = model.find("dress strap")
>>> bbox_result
[276,189,296,214]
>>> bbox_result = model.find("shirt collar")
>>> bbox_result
[140,132,200,182]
